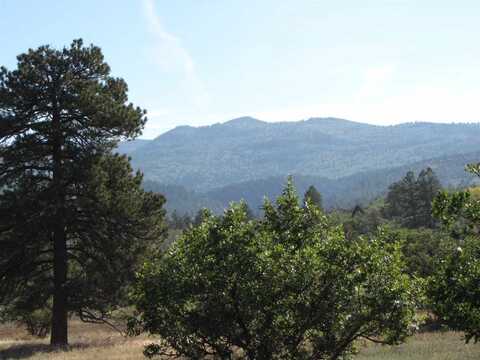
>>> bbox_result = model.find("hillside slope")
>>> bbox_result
[145,150,479,215]
[204,149,480,212]
[127,117,480,192]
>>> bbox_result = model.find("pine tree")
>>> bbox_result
[0,40,166,345]
[303,185,323,210]
[384,168,441,228]
[416,167,442,228]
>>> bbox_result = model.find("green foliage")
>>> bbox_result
[428,238,480,343]
[333,197,451,280]
[67,154,167,319]
[429,163,480,342]
[377,226,452,279]
[337,205,386,241]
[399,228,451,279]
[433,188,480,240]
[384,168,441,228]
[18,308,51,338]
[0,296,52,338]
[132,181,417,359]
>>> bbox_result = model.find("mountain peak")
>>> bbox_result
[223,116,265,127]
[129,119,480,195]
[305,117,374,127]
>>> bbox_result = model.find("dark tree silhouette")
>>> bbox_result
[0,40,166,345]
[303,185,323,210]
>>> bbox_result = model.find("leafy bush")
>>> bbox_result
[376,226,452,279]
[0,298,51,338]
[22,308,51,338]
[132,181,417,359]
[429,165,480,342]
[428,238,480,342]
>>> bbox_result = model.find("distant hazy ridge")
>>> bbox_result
[118,117,480,213]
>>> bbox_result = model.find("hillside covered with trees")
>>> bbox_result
[117,118,480,215]
[121,117,480,192]
[140,149,479,216]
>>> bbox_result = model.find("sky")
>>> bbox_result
[1,0,480,138]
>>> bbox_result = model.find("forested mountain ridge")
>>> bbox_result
[122,117,480,192]
[204,149,480,211]
[143,148,480,215]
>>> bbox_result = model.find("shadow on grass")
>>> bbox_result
[0,342,93,359]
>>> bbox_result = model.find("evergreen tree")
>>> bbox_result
[0,40,166,345]
[303,185,323,210]
[416,168,442,227]
[384,168,441,228]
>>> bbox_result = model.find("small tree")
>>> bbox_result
[428,238,480,342]
[384,168,441,228]
[303,185,323,210]
[133,180,417,359]
[429,163,480,342]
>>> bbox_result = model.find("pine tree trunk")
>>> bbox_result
[50,108,69,346]
[50,224,68,346]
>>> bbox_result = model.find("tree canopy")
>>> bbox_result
[132,181,417,359]
[428,163,480,342]
[383,168,441,228]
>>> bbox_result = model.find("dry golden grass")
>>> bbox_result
[1,321,480,359]
[356,331,480,360]
[0,320,150,360]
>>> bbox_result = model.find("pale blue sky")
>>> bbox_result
[1,0,480,138]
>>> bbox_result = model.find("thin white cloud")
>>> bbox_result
[143,0,209,108]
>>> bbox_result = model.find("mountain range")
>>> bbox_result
[118,117,480,214]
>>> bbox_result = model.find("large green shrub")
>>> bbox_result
[429,163,480,342]
[133,181,417,359]
[428,238,480,342]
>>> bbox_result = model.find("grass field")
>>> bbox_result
[1,321,479,359]
[355,332,480,360]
